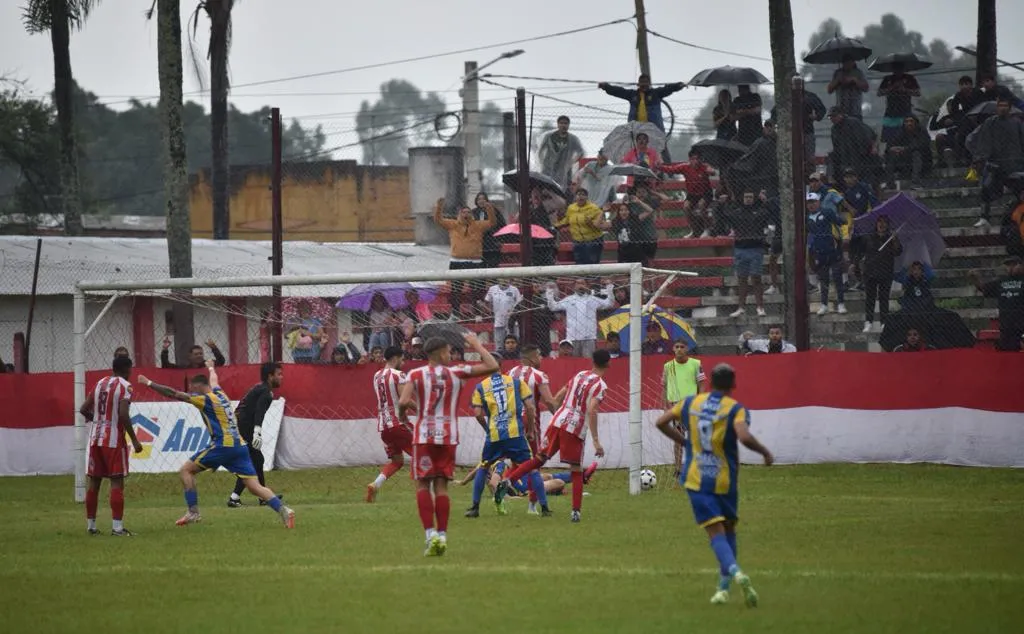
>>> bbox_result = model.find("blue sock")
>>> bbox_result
[529,471,549,507]
[266,496,282,512]
[472,468,488,506]
[719,531,738,590]
[553,472,572,484]
[726,531,737,559]
[710,533,738,578]
[184,488,198,511]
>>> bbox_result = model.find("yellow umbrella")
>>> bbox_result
[598,304,697,352]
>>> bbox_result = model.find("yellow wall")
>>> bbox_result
[190,161,413,242]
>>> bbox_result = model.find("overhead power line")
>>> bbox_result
[644,28,772,63]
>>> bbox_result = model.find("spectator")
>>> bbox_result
[720,190,770,318]
[331,333,362,365]
[861,215,903,333]
[732,85,763,146]
[977,73,1024,108]
[806,191,848,315]
[573,150,618,208]
[545,278,616,357]
[727,120,778,198]
[525,188,559,267]
[621,132,661,168]
[366,292,396,352]
[662,150,714,238]
[763,192,783,295]
[827,57,869,119]
[738,327,797,354]
[472,192,506,270]
[556,188,609,265]
[828,107,879,184]
[557,339,575,358]
[972,97,1024,227]
[605,331,625,358]
[479,280,523,345]
[398,288,433,342]
[970,256,1024,352]
[289,324,328,364]
[707,192,732,237]
[598,74,685,133]
[641,323,671,355]
[841,168,878,290]
[610,202,640,264]
[405,336,428,361]
[433,196,495,318]
[358,346,385,365]
[1003,188,1024,259]
[933,75,983,167]
[877,64,921,144]
[712,89,737,141]
[662,339,704,476]
[538,115,584,191]
[895,261,935,313]
[501,335,521,360]
[884,116,932,187]
[160,338,225,369]
[623,181,659,266]
[892,327,935,352]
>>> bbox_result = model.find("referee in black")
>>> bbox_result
[228,362,283,507]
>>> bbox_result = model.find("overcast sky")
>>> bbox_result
[3,0,1023,160]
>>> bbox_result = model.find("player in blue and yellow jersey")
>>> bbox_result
[466,372,550,517]
[138,360,294,528]
[655,363,773,608]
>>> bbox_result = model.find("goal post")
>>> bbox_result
[72,262,694,502]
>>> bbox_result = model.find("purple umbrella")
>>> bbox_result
[336,282,439,311]
[853,192,945,269]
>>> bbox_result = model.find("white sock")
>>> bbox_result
[87,518,96,531]
[373,473,387,489]
[112,519,124,532]
[425,528,435,541]
[437,531,446,539]
[527,502,537,513]
[229,492,240,501]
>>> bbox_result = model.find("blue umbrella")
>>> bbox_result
[853,192,945,270]
[336,282,439,311]
[598,305,697,353]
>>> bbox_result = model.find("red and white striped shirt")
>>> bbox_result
[373,367,407,432]
[509,365,550,407]
[406,363,474,446]
[551,370,607,439]
[88,375,133,449]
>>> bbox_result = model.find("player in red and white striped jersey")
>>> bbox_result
[397,332,498,556]
[366,346,411,502]
[496,349,610,523]
[508,343,564,515]
[78,355,144,536]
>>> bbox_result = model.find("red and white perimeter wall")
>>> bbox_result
[2,351,1022,476]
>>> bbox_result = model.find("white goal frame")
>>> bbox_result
[73,262,668,501]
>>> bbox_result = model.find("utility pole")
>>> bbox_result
[975,0,997,83]
[270,107,283,363]
[502,112,516,216]
[463,60,482,205]
[634,0,651,77]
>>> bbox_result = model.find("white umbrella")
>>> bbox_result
[602,122,667,163]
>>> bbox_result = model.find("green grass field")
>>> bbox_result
[1,464,1022,634]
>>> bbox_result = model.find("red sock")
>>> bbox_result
[434,494,450,533]
[416,489,435,530]
[381,461,402,479]
[528,479,538,504]
[571,470,584,512]
[505,457,543,483]
[85,489,98,520]
[110,488,125,521]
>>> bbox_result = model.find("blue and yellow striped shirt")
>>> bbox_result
[674,391,748,495]
[471,373,533,442]
[188,387,244,448]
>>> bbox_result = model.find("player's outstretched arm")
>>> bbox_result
[586,396,604,457]
[205,359,221,389]
[654,408,686,446]
[137,375,192,402]
[734,418,774,466]
[463,332,499,378]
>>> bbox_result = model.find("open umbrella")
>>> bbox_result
[602,122,667,163]
[501,170,567,199]
[336,282,439,312]
[803,35,872,65]
[879,310,976,351]
[967,101,1024,119]
[868,52,933,73]
[416,321,470,351]
[494,224,554,239]
[852,192,945,269]
[689,139,749,169]
[688,66,770,87]
[598,304,697,353]
[609,164,659,179]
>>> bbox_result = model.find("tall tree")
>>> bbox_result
[21,0,96,235]
[975,0,996,82]
[355,80,448,166]
[0,87,60,227]
[152,0,195,362]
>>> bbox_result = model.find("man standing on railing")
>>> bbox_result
[598,74,685,133]
[227,362,283,508]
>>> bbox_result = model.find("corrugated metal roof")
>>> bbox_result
[0,236,450,297]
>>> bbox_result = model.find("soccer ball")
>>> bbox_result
[639,469,657,491]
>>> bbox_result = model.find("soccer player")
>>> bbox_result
[508,343,562,515]
[227,362,283,507]
[138,360,294,528]
[495,349,610,523]
[79,355,144,536]
[654,363,773,607]
[663,340,705,478]
[465,370,541,517]
[397,332,498,556]
[366,346,411,502]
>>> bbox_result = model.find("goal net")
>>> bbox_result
[73,263,698,501]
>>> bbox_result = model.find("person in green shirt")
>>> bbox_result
[662,340,705,477]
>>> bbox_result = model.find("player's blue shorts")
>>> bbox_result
[480,437,533,466]
[686,490,738,528]
[190,445,257,478]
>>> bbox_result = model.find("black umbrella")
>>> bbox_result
[501,170,567,199]
[688,66,771,87]
[879,309,976,351]
[868,52,933,73]
[803,35,872,65]
[690,139,749,169]
[967,101,1024,118]
[609,164,659,179]
[417,321,470,350]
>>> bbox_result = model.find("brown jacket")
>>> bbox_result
[434,199,495,261]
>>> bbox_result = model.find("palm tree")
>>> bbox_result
[21,0,96,236]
